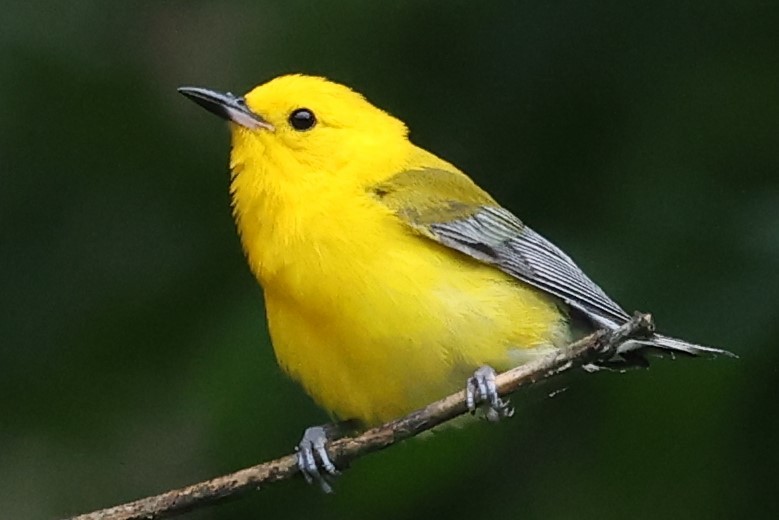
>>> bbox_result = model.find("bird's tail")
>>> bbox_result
[617,334,738,358]
[641,334,734,357]
[597,332,736,369]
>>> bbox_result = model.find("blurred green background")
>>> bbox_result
[2,1,778,519]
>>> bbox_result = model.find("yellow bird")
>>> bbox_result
[178,75,730,489]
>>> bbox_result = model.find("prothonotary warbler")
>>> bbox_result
[178,75,732,491]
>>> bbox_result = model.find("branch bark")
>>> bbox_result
[64,313,655,520]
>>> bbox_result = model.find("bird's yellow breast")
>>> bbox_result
[230,142,568,425]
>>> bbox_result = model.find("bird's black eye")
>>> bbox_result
[289,108,316,131]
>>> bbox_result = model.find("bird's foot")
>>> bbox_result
[296,420,358,493]
[296,425,339,493]
[466,365,514,422]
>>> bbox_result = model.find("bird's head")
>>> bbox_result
[178,74,410,189]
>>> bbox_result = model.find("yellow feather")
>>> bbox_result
[222,75,568,425]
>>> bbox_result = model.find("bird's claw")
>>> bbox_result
[466,365,514,421]
[296,425,339,493]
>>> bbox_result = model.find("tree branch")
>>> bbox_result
[64,313,655,520]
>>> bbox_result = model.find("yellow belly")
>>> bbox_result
[263,227,569,426]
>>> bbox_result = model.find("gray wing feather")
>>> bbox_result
[428,206,631,328]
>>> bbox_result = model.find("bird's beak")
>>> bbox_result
[177,86,275,132]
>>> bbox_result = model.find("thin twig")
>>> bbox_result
[64,313,655,520]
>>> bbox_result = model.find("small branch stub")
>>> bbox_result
[65,313,655,520]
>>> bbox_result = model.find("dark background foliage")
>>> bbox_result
[2,1,777,519]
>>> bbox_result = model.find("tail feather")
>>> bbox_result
[617,333,737,360]
[588,331,736,371]
[574,308,737,369]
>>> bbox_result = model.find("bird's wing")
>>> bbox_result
[370,167,632,328]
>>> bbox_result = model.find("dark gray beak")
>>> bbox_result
[177,86,274,131]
